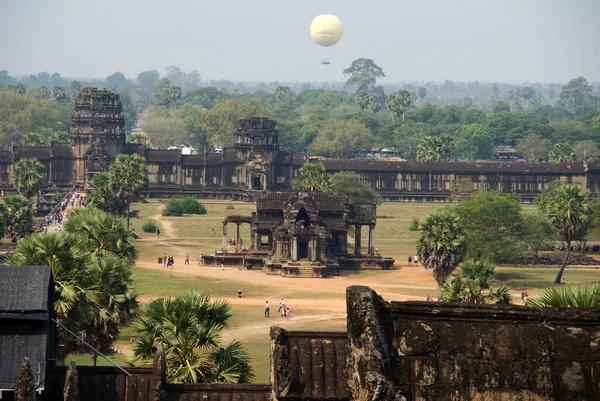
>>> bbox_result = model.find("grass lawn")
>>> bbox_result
[66,199,600,384]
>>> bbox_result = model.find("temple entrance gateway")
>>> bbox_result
[252,174,262,190]
[298,240,308,259]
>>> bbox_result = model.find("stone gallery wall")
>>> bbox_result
[346,286,600,401]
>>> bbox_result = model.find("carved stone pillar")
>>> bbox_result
[354,225,362,255]
[250,227,255,251]
[236,223,241,252]
[222,223,228,253]
[368,225,375,256]
[291,237,298,262]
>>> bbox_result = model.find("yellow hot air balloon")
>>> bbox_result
[310,14,343,47]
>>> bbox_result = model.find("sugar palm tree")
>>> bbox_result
[527,284,600,308]
[416,210,467,285]
[2,195,34,241]
[416,137,441,162]
[396,89,412,121]
[108,154,149,228]
[440,259,511,304]
[14,157,45,199]
[549,142,575,163]
[130,292,254,384]
[355,91,369,111]
[63,208,138,265]
[545,184,590,284]
[292,162,330,191]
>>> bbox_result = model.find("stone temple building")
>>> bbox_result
[207,190,394,277]
[0,87,600,202]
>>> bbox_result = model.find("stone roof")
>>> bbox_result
[51,143,73,157]
[320,158,586,174]
[205,153,224,164]
[182,155,206,166]
[222,148,238,163]
[13,146,52,160]
[146,149,182,163]
[349,203,377,225]
[257,191,349,213]
[0,151,12,163]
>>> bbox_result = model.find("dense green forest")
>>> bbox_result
[1,61,599,163]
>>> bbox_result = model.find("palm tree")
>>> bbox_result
[130,292,254,384]
[437,135,455,162]
[80,255,138,365]
[549,142,575,163]
[108,154,149,228]
[416,137,440,162]
[292,162,330,191]
[355,92,369,111]
[545,184,590,284]
[63,208,138,265]
[527,284,600,308]
[6,233,94,359]
[440,259,511,304]
[418,87,427,101]
[396,89,412,121]
[1,195,34,241]
[6,233,138,364]
[14,157,45,199]
[367,93,384,114]
[416,210,467,285]
[275,85,292,101]
[385,93,401,123]
[86,173,127,216]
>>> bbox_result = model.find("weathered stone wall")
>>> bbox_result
[346,285,600,401]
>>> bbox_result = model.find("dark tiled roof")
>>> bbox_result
[0,325,48,391]
[0,265,51,313]
[257,191,348,213]
[320,158,585,174]
[146,149,181,163]
[51,143,73,157]
[182,155,206,166]
[222,148,239,163]
[13,146,52,160]
[205,153,223,164]
[124,143,145,155]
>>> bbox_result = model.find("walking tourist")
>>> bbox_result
[184,253,190,265]
[265,301,270,317]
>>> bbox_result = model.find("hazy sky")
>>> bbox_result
[1,0,599,84]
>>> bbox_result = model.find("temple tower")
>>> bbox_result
[234,117,279,190]
[70,88,126,183]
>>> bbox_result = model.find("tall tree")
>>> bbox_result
[14,157,45,199]
[455,124,493,161]
[136,70,160,95]
[86,173,127,216]
[417,87,427,101]
[558,77,593,111]
[355,91,369,111]
[455,192,524,263]
[516,134,552,163]
[275,85,293,101]
[108,154,149,228]
[105,72,126,93]
[440,259,511,304]
[367,92,385,113]
[292,162,330,191]
[463,97,473,109]
[343,58,385,93]
[130,292,254,384]
[543,184,590,284]
[330,171,381,204]
[416,209,467,285]
[573,140,600,161]
[309,120,374,158]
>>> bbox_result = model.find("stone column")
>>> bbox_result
[222,223,228,253]
[236,223,241,252]
[249,227,255,250]
[254,232,260,250]
[291,237,298,262]
[368,225,375,256]
[354,225,362,255]
[312,238,318,261]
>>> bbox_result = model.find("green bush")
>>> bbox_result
[225,202,235,210]
[162,199,184,216]
[408,218,420,231]
[141,220,158,233]
[181,197,207,214]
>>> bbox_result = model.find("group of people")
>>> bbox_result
[43,191,86,234]
[162,253,175,269]
[264,297,290,320]
[407,255,420,266]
